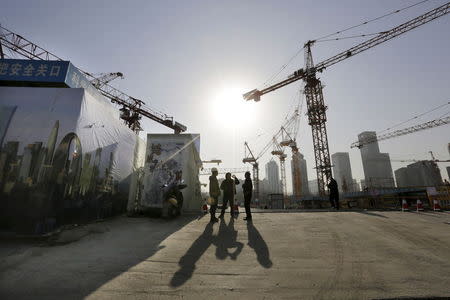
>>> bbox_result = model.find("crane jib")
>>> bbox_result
[243,2,450,101]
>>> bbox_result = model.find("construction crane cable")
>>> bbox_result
[314,0,431,41]
[262,48,304,88]
[315,32,385,43]
[377,100,450,134]
[260,0,432,89]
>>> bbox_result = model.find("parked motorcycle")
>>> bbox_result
[161,180,187,218]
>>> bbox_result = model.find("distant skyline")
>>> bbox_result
[2,0,449,192]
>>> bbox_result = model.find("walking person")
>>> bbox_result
[328,177,339,210]
[242,171,253,221]
[219,173,240,218]
[209,168,220,223]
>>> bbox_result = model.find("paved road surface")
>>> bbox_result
[1,211,450,299]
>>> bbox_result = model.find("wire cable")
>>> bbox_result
[260,0,432,89]
[261,47,304,88]
[315,0,431,41]
[315,32,384,43]
[377,100,450,134]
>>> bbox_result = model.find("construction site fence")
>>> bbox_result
[340,185,450,210]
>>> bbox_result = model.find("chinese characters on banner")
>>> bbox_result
[0,61,62,77]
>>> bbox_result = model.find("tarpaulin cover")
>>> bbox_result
[0,86,144,233]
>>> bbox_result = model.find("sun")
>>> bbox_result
[211,86,255,128]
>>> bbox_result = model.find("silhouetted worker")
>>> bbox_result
[328,177,339,210]
[219,173,239,218]
[242,171,253,221]
[209,168,220,223]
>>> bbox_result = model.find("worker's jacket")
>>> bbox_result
[327,179,339,196]
[209,176,221,198]
[220,178,240,199]
[242,178,253,198]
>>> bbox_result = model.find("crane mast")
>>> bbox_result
[280,126,302,198]
[243,2,450,195]
[271,137,288,204]
[304,42,332,195]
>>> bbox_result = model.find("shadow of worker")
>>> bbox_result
[214,217,244,261]
[170,222,214,287]
[247,222,273,268]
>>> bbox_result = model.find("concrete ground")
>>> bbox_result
[1,210,450,300]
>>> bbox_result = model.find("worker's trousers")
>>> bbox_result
[330,193,340,210]
[244,194,252,219]
[220,196,234,216]
[210,196,218,221]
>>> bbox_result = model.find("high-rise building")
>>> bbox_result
[358,131,395,188]
[331,152,354,192]
[308,179,319,195]
[291,152,309,196]
[265,159,281,194]
[395,161,443,187]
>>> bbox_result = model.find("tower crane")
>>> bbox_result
[201,159,222,165]
[0,25,187,134]
[271,137,288,202]
[280,126,302,197]
[200,167,249,176]
[243,107,301,202]
[243,2,450,195]
[351,115,450,148]
[88,72,124,89]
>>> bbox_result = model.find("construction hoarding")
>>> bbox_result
[0,86,144,234]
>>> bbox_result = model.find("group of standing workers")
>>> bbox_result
[208,168,253,223]
[208,168,340,223]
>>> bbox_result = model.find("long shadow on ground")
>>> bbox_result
[170,218,272,287]
[355,210,389,219]
[170,218,245,287]
[214,218,243,261]
[0,215,196,300]
[170,222,214,287]
[247,221,272,268]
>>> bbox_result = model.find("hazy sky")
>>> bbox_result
[2,0,449,190]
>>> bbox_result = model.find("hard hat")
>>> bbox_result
[211,167,218,173]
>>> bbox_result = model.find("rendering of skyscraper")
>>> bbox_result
[44,120,59,165]
[265,159,281,194]
[0,106,17,147]
[291,152,309,196]
[19,144,34,181]
[358,131,395,188]
[331,152,354,192]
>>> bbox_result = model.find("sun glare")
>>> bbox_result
[211,86,255,128]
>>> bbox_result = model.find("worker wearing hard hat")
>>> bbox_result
[209,167,220,223]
